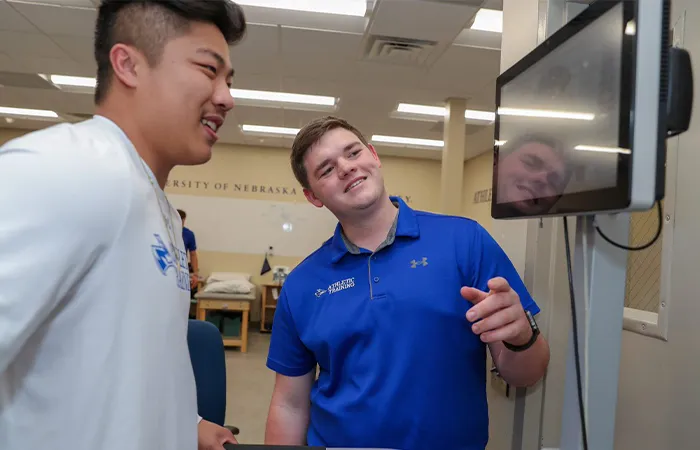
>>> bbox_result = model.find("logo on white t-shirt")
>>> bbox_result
[151,233,190,291]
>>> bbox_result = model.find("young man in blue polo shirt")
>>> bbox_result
[264,116,550,450]
[177,209,200,292]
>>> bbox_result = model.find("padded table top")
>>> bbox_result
[194,292,256,301]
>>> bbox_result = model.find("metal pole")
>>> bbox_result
[559,213,629,450]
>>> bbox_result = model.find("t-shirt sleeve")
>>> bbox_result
[0,144,126,374]
[467,221,540,316]
[266,286,316,377]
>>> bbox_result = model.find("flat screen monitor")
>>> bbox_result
[491,0,670,219]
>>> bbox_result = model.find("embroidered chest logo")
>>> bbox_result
[410,257,428,268]
[316,277,355,297]
[151,234,175,274]
[151,233,190,291]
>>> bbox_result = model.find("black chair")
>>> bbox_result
[187,319,240,435]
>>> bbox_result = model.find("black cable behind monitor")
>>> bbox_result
[562,216,588,450]
[562,201,662,450]
[594,200,662,251]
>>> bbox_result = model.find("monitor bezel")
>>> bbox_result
[491,0,643,220]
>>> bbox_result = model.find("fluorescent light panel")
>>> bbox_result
[241,124,299,136]
[46,74,335,107]
[231,88,336,106]
[50,74,95,88]
[235,0,366,16]
[241,125,443,149]
[471,9,502,33]
[396,104,593,122]
[371,135,444,148]
[397,103,446,117]
[0,106,58,118]
[497,107,595,121]
[396,103,496,122]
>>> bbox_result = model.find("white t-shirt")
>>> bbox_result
[0,116,197,450]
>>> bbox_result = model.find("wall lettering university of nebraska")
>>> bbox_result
[166,179,300,196]
[165,179,412,204]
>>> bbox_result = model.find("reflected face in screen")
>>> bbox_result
[498,140,568,214]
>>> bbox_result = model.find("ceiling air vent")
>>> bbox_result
[363,35,437,66]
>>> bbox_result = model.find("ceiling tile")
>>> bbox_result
[51,35,94,63]
[280,28,363,61]
[0,71,57,89]
[10,2,96,37]
[245,136,290,149]
[10,56,86,76]
[231,23,280,57]
[0,31,71,59]
[0,52,14,71]
[425,44,500,93]
[231,72,283,92]
[233,105,285,126]
[9,0,96,7]
[0,1,39,32]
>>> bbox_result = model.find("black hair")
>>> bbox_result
[177,209,186,220]
[94,0,247,104]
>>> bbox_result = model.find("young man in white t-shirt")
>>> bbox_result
[0,1,246,449]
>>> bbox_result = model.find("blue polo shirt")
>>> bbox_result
[266,197,539,450]
[182,227,196,254]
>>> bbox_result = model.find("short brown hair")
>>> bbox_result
[290,116,370,189]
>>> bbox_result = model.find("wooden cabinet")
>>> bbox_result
[260,284,281,333]
[195,297,251,352]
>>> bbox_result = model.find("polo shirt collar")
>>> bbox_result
[329,196,420,263]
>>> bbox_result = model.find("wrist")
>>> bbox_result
[503,310,539,352]
[506,326,533,347]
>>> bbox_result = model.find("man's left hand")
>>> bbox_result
[198,419,237,450]
[460,277,532,346]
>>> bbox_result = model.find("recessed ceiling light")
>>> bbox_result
[497,107,595,121]
[240,124,300,136]
[231,88,336,107]
[0,106,59,119]
[396,103,496,122]
[44,74,337,108]
[240,126,443,149]
[471,8,502,33]
[371,135,444,148]
[466,110,497,121]
[235,0,366,16]
[49,74,95,88]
